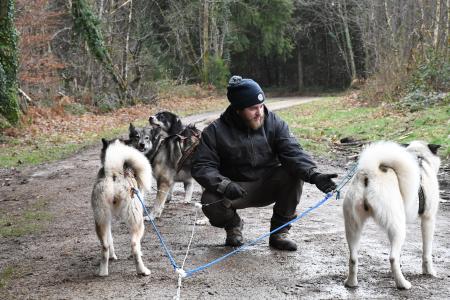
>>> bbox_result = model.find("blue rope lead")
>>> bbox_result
[132,188,179,270]
[183,192,334,277]
[133,163,358,278]
[183,163,358,277]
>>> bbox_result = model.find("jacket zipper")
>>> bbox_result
[249,129,255,167]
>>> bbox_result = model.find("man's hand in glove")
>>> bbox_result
[224,182,247,200]
[311,173,338,194]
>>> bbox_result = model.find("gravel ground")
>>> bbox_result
[1,105,449,299]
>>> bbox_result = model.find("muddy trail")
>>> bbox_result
[1,102,449,299]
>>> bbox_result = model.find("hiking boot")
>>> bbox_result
[225,221,244,247]
[269,228,297,251]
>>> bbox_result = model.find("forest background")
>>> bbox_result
[0,0,449,165]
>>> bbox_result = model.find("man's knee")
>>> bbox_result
[201,191,238,228]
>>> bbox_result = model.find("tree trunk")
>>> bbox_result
[446,0,450,60]
[122,0,133,85]
[0,0,21,125]
[297,43,304,92]
[339,0,357,82]
[201,0,210,83]
[434,0,448,52]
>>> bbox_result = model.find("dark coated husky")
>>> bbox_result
[149,111,184,135]
[150,124,201,218]
[91,139,152,276]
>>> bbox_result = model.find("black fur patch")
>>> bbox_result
[427,144,440,155]
[364,177,368,187]
[379,164,388,172]
[418,186,425,215]
[363,199,369,211]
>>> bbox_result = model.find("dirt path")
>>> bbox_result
[1,99,449,299]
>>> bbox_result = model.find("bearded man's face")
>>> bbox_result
[237,103,265,130]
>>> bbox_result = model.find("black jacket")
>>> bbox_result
[191,105,318,193]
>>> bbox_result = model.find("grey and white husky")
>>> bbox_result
[343,140,441,289]
[91,138,152,276]
[128,123,201,219]
[128,124,155,155]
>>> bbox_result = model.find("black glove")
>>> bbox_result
[224,182,247,200]
[311,173,338,194]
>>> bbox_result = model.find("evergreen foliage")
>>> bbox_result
[230,0,294,58]
[71,0,113,73]
[9,0,450,108]
[71,0,130,100]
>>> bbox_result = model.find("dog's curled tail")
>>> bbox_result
[103,140,152,193]
[358,141,420,220]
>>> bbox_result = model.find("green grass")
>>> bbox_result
[278,97,450,158]
[0,266,15,289]
[0,103,226,168]
[0,197,53,237]
[1,96,448,167]
[0,119,148,168]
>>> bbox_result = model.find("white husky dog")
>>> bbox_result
[343,140,441,289]
[91,139,152,276]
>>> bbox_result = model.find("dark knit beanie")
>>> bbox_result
[227,75,265,109]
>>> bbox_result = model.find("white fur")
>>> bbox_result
[343,140,441,290]
[91,140,152,277]
[104,140,152,193]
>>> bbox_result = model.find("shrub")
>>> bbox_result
[408,50,450,93]
[398,90,449,112]
[63,102,88,115]
[206,56,230,89]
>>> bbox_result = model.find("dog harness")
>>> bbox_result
[176,130,201,173]
[148,134,165,165]
[124,168,138,198]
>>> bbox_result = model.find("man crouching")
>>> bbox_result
[191,75,337,251]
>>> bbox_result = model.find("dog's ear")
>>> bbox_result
[428,144,441,155]
[101,138,109,149]
[401,143,409,148]
[129,123,136,132]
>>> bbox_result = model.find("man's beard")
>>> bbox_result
[243,112,265,130]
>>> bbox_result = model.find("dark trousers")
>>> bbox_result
[201,166,303,230]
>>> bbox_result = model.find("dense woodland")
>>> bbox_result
[0,0,449,125]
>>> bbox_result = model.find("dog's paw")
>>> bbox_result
[422,262,437,277]
[396,279,412,290]
[98,269,109,277]
[137,267,151,276]
[109,254,118,260]
[143,215,153,222]
[151,210,162,219]
[195,217,209,226]
[423,269,437,277]
[344,277,358,288]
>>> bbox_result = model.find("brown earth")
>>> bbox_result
[1,103,449,299]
